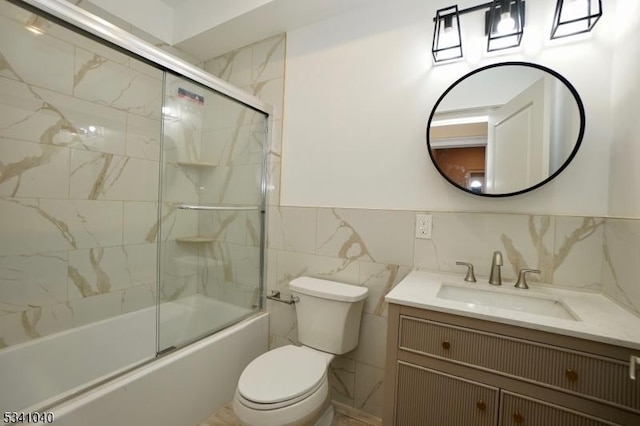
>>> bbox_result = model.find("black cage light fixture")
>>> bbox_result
[432,6,463,62]
[486,0,525,52]
[431,1,525,62]
[551,0,602,39]
[431,0,602,64]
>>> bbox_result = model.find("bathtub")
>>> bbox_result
[0,295,268,426]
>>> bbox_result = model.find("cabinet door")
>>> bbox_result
[395,361,498,426]
[500,391,621,426]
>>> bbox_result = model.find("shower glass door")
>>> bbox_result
[158,73,266,352]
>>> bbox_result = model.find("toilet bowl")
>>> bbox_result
[232,277,368,426]
[232,345,334,426]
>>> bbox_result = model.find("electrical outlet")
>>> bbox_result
[415,214,432,239]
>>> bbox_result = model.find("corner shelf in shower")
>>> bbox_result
[175,236,216,243]
[175,161,216,168]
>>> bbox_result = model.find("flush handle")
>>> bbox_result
[565,368,579,382]
[630,355,640,380]
[513,412,524,423]
[476,400,486,411]
[442,341,451,350]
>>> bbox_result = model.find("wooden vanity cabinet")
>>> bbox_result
[383,304,640,426]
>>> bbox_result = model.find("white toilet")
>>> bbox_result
[232,276,368,426]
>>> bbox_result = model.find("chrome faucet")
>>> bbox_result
[489,251,503,286]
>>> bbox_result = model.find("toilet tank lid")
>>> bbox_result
[290,277,368,302]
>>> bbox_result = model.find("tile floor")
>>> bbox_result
[199,402,380,426]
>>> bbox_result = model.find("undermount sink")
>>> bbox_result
[436,284,580,321]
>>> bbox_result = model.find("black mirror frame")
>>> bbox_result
[426,61,586,198]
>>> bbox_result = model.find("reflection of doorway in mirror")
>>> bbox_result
[429,120,488,192]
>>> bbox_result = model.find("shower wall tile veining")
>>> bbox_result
[0,3,162,348]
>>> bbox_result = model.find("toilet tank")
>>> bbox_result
[290,277,368,355]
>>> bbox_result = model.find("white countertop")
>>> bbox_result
[385,269,640,351]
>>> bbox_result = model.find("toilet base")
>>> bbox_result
[233,378,332,426]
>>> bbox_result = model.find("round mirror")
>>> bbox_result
[426,62,585,197]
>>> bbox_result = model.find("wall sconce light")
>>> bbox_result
[486,0,525,52]
[551,0,602,39]
[432,0,602,63]
[432,6,463,62]
[431,1,526,62]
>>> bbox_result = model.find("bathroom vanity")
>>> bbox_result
[382,270,640,426]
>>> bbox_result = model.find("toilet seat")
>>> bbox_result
[237,345,329,410]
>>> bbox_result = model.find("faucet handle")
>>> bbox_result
[514,269,541,289]
[456,261,477,283]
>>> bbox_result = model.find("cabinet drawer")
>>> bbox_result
[395,361,498,426]
[500,391,621,426]
[398,315,640,412]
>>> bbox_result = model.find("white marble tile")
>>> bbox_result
[70,150,159,201]
[0,14,74,94]
[330,356,356,407]
[160,163,201,204]
[68,247,133,299]
[157,203,198,242]
[0,77,128,155]
[198,210,248,245]
[0,138,70,199]
[358,262,411,317]
[553,217,604,289]
[266,159,281,207]
[210,47,252,87]
[251,77,284,120]
[121,283,156,314]
[203,164,263,206]
[268,206,317,253]
[427,213,556,282]
[267,298,298,344]
[316,209,414,267]
[274,250,361,294]
[252,35,286,84]
[73,48,162,119]
[123,243,157,286]
[603,219,640,315]
[0,303,73,347]
[123,201,160,245]
[200,125,253,166]
[68,290,124,327]
[0,251,68,316]
[346,313,387,370]
[0,198,123,256]
[354,363,385,419]
[126,113,161,161]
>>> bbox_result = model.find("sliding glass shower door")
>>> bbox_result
[158,74,267,352]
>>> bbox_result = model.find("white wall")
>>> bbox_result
[281,0,621,216]
[609,0,640,217]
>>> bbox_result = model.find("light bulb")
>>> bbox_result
[497,11,515,34]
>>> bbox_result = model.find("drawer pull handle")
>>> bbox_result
[513,412,524,423]
[565,369,579,382]
[442,341,451,350]
[476,400,486,411]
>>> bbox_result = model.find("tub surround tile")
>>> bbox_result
[0,14,74,95]
[251,35,286,84]
[0,252,68,315]
[70,150,159,201]
[73,48,162,119]
[0,138,70,199]
[125,113,160,161]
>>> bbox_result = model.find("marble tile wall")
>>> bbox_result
[0,2,163,348]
